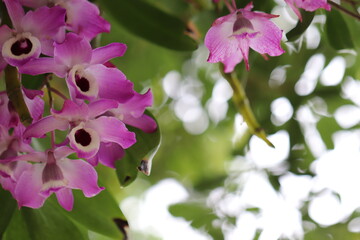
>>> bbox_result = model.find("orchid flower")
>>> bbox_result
[285,0,331,21]
[0,124,33,196]
[205,2,285,73]
[10,146,103,210]
[23,99,136,160]
[19,33,134,103]
[0,0,66,70]
[20,0,110,40]
[0,89,44,128]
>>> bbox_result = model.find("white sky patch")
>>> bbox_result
[271,97,294,126]
[334,105,360,128]
[121,179,210,240]
[162,71,182,99]
[320,56,346,86]
[295,54,325,96]
[247,130,290,169]
[342,77,360,106]
[269,65,289,88]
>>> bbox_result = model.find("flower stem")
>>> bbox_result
[329,1,360,21]
[221,65,275,148]
[4,66,33,126]
[224,0,236,12]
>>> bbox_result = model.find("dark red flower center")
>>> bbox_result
[11,38,33,56]
[75,128,91,146]
[75,74,90,92]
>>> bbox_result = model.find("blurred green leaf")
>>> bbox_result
[116,111,161,187]
[169,202,223,240]
[305,223,360,240]
[0,188,16,238]
[21,74,45,90]
[286,11,315,41]
[325,10,354,50]
[21,201,86,240]
[99,0,197,51]
[56,190,127,239]
[3,210,31,240]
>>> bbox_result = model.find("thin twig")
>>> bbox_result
[50,87,67,100]
[329,1,360,21]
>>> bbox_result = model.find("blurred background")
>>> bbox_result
[95,0,360,239]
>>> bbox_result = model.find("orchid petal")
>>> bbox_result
[248,18,285,57]
[63,0,110,40]
[22,88,44,122]
[86,64,134,103]
[15,164,47,209]
[51,100,88,122]
[59,159,104,197]
[54,33,92,68]
[97,142,125,168]
[3,0,25,32]
[88,116,136,149]
[205,13,239,64]
[54,146,75,160]
[114,90,153,119]
[91,43,127,65]
[19,57,67,77]
[88,99,118,119]
[21,6,66,40]
[123,114,158,133]
[55,188,74,211]
[23,116,69,139]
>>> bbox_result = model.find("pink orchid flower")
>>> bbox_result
[0,0,66,70]
[10,146,103,210]
[19,33,134,103]
[285,0,331,21]
[23,99,136,160]
[205,2,285,73]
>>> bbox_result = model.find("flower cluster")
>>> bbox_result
[0,0,156,211]
[205,0,331,72]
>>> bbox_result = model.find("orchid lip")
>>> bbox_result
[69,124,100,156]
[69,65,99,98]
[2,32,41,60]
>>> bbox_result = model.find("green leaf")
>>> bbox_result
[58,189,128,239]
[21,74,46,90]
[116,111,161,186]
[286,11,315,41]
[98,0,197,51]
[21,201,86,240]
[3,210,31,240]
[325,10,354,50]
[169,202,224,240]
[0,188,17,238]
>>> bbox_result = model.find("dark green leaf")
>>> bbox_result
[3,210,31,240]
[0,188,16,238]
[21,74,46,90]
[169,202,223,240]
[56,190,128,239]
[21,201,86,240]
[98,0,197,51]
[286,11,315,41]
[325,10,354,50]
[116,111,161,186]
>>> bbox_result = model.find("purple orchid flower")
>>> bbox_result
[23,99,136,161]
[0,0,66,70]
[20,0,110,41]
[88,90,157,168]
[110,89,157,134]
[205,2,285,73]
[19,33,134,103]
[285,0,331,21]
[0,89,44,128]
[0,124,34,197]
[9,146,103,210]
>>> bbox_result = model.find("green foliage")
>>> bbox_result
[286,11,315,41]
[0,188,16,238]
[169,202,223,240]
[325,10,354,50]
[98,0,198,51]
[116,112,161,187]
